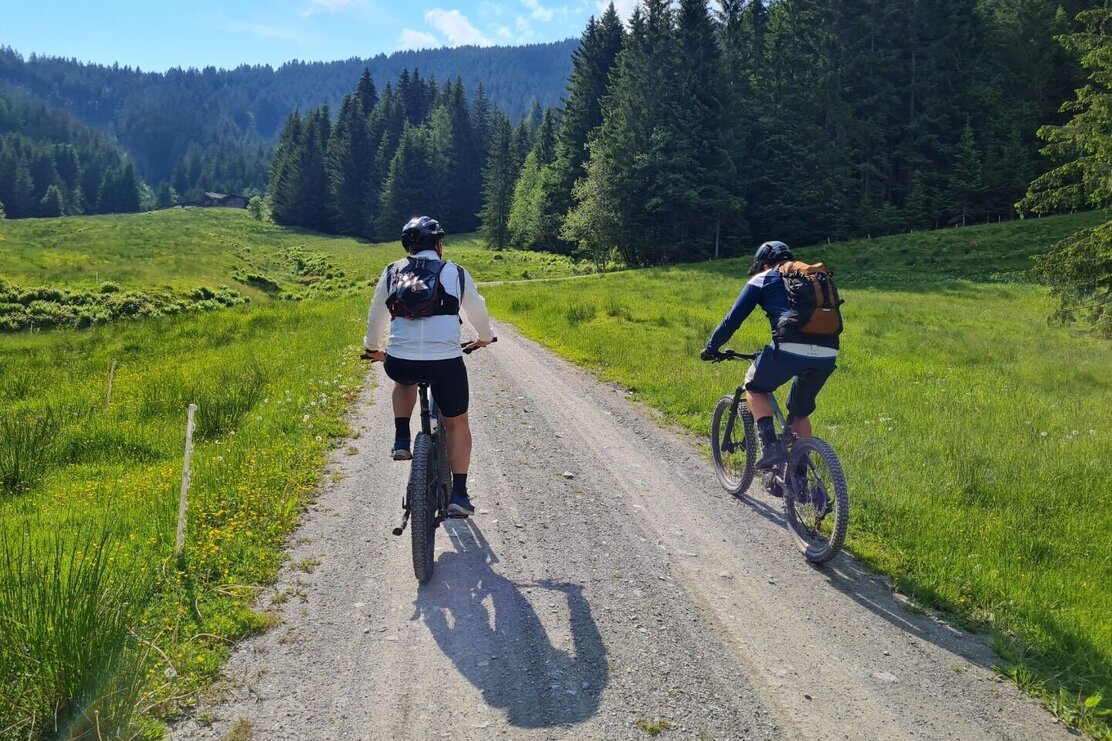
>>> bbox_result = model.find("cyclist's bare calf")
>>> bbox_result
[746,389,811,439]
[393,381,471,475]
[442,413,471,475]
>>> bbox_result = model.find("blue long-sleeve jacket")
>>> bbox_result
[706,268,840,352]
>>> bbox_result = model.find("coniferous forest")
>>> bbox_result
[1,1,1109,295]
[0,88,143,218]
[263,0,1108,272]
[0,41,576,203]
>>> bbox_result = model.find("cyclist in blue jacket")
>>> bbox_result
[701,241,839,471]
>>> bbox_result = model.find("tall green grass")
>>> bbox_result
[483,255,1112,737]
[0,210,591,298]
[0,296,368,737]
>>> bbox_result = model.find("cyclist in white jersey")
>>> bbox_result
[363,216,495,517]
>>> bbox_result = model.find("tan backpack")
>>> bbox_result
[776,261,844,336]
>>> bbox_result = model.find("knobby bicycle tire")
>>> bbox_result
[784,437,849,564]
[408,433,435,583]
[434,428,451,512]
[711,395,756,497]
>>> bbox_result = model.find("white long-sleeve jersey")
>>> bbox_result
[363,250,496,361]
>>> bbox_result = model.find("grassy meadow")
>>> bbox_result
[0,295,369,738]
[1,208,1109,738]
[0,209,590,297]
[481,211,1112,737]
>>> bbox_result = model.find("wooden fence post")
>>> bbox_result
[175,404,197,557]
[105,359,117,410]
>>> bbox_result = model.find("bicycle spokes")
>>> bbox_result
[784,438,849,564]
[711,395,756,497]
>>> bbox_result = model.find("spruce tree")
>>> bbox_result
[544,5,625,253]
[355,67,379,114]
[116,162,141,213]
[948,121,983,226]
[269,111,304,226]
[676,0,745,257]
[478,113,515,250]
[1019,8,1112,334]
[327,95,369,235]
[377,123,435,239]
[508,109,560,249]
[297,107,332,231]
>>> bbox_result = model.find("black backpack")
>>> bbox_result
[776,261,844,337]
[385,257,463,319]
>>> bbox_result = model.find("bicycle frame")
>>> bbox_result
[725,384,792,454]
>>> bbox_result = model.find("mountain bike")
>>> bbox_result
[708,349,849,564]
[371,340,495,583]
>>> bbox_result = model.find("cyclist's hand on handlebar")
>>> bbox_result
[361,348,386,363]
[462,337,496,354]
[700,347,724,362]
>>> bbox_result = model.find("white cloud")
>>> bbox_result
[522,0,554,22]
[496,25,514,39]
[397,29,441,50]
[479,1,507,17]
[425,8,493,47]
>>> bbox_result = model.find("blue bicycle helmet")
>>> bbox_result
[749,240,793,275]
[401,215,446,251]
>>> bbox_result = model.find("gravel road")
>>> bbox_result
[173,325,1072,740]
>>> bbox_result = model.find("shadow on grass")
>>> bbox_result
[412,518,608,729]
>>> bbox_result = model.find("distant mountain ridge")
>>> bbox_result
[0,40,576,184]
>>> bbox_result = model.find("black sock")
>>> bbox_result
[394,417,410,441]
[453,473,468,495]
[756,416,778,447]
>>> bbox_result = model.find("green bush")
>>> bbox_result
[0,280,250,332]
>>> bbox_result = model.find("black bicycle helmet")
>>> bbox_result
[749,240,793,275]
[401,215,446,251]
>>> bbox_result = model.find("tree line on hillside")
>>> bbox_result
[0,40,576,195]
[260,0,1097,269]
[266,68,548,240]
[0,89,142,218]
[478,0,1098,266]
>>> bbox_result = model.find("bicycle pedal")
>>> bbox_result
[445,511,471,519]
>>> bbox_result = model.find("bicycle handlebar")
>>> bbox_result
[462,337,498,354]
[710,349,759,362]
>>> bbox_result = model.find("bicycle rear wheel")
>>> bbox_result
[408,433,435,582]
[784,437,848,564]
[711,396,755,497]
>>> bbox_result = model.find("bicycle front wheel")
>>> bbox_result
[784,437,849,564]
[408,432,435,583]
[711,395,755,497]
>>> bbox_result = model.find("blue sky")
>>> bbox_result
[1,0,639,72]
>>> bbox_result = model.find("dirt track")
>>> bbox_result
[174,325,1070,740]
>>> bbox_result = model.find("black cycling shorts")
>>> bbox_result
[383,355,469,418]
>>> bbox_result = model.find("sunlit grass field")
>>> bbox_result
[0,209,589,300]
[0,296,367,738]
[482,218,1112,736]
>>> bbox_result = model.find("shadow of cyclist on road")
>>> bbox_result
[412,518,607,728]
